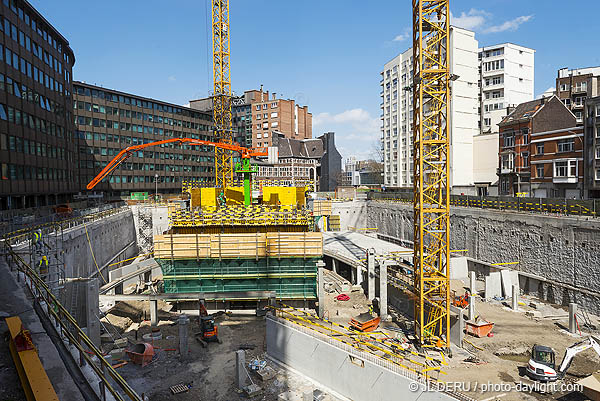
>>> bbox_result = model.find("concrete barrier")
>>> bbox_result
[266,316,471,401]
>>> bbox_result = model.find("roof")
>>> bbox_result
[498,97,551,126]
[275,135,324,159]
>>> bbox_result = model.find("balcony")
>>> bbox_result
[572,86,587,94]
[553,176,578,184]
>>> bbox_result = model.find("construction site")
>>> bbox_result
[2,1,600,401]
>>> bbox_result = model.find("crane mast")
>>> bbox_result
[412,0,451,349]
[211,0,234,189]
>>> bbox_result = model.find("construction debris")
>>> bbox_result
[169,383,190,395]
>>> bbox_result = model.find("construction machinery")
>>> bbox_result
[86,138,266,206]
[195,302,220,347]
[412,0,452,349]
[526,336,600,382]
[211,0,234,189]
[349,313,381,332]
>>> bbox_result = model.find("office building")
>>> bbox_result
[556,66,600,124]
[73,82,214,197]
[478,43,535,135]
[0,0,76,210]
[381,26,479,193]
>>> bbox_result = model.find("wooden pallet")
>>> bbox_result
[170,383,189,394]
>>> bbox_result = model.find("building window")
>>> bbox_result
[536,144,544,154]
[271,102,277,108]
[560,84,570,92]
[596,126,600,138]
[596,168,600,181]
[554,160,577,178]
[563,98,571,107]
[575,111,583,122]
[574,82,588,93]
[503,133,514,147]
[536,165,544,178]
[501,153,514,171]
[255,105,260,111]
[521,152,529,167]
[557,139,574,153]
[262,104,267,110]
[484,118,491,126]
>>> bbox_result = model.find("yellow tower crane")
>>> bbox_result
[412,0,451,349]
[211,0,234,189]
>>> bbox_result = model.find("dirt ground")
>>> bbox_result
[103,306,339,401]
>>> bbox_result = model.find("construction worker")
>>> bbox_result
[368,304,374,315]
[38,255,49,276]
[32,229,42,251]
[217,192,226,208]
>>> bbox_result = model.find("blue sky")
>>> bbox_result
[30,1,600,161]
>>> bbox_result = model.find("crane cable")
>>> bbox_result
[83,221,107,284]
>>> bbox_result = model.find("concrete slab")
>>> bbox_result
[450,257,468,280]
[500,269,519,298]
[485,271,502,299]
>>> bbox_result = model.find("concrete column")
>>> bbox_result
[379,261,388,320]
[468,295,475,321]
[178,314,189,360]
[85,278,101,348]
[235,350,247,389]
[469,271,476,296]
[317,262,325,318]
[367,249,375,300]
[511,285,518,311]
[150,300,158,326]
[332,258,338,274]
[569,303,578,334]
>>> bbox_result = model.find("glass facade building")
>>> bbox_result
[73,82,215,197]
[0,0,76,210]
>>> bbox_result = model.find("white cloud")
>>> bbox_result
[391,28,410,43]
[314,108,380,160]
[450,9,490,31]
[168,76,176,82]
[483,15,533,34]
[450,8,532,34]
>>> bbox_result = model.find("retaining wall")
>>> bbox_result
[60,209,138,280]
[331,201,600,314]
[266,316,465,401]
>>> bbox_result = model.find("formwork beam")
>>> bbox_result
[6,316,59,401]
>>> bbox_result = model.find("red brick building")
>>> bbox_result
[498,96,581,197]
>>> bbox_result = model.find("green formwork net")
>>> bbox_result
[156,257,318,299]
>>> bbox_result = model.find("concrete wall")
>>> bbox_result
[60,209,138,280]
[330,201,368,231]
[365,201,600,313]
[266,316,462,401]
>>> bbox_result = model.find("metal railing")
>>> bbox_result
[3,205,129,246]
[2,239,143,401]
[368,192,599,218]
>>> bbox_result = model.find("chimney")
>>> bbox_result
[260,84,264,101]
[506,105,515,116]
[273,93,276,100]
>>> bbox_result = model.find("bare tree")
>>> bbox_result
[371,138,384,163]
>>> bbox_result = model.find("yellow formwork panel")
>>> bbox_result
[296,187,306,207]
[263,186,296,206]
[190,188,201,209]
[225,186,244,205]
[201,187,217,208]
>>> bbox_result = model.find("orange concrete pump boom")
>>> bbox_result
[86,138,267,190]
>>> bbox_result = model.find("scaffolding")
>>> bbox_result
[412,0,451,349]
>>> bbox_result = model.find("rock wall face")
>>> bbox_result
[366,201,600,295]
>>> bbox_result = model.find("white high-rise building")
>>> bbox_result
[478,43,535,134]
[380,26,479,192]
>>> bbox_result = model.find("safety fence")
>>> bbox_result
[2,237,143,401]
[2,205,129,246]
[368,192,599,218]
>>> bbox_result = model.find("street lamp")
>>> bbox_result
[154,173,159,202]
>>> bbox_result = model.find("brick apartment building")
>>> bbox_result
[498,96,582,197]
[251,89,311,148]
[556,67,600,125]
[585,96,600,198]
[189,89,263,148]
